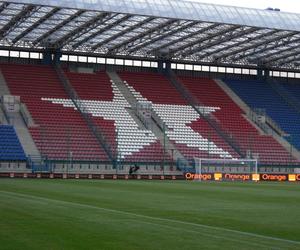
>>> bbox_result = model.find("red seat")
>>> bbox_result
[1,64,108,161]
[179,76,297,164]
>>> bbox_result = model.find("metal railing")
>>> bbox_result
[167,69,245,158]
[249,108,287,136]
[54,64,117,167]
[0,101,10,124]
[0,105,5,124]
[284,133,300,149]
[19,102,36,127]
[27,155,52,173]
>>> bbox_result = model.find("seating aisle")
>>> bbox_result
[119,71,239,160]
[65,70,168,162]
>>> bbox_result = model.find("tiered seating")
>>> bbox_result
[1,63,296,165]
[64,70,167,162]
[1,64,108,161]
[281,82,300,101]
[277,82,300,148]
[0,125,26,161]
[64,70,117,155]
[119,71,239,160]
[180,77,296,164]
[226,79,300,150]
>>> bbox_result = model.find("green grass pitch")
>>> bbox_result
[0,179,300,250]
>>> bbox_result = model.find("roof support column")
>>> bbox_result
[257,69,264,80]
[42,48,62,65]
[158,60,164,74]
[157,59,171,74]
[257,68,270,81]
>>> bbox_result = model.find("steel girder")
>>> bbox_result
[0,4,36,39]
[71,14,131,50]
[179,27,258,59]
[0,1,300,70]
[32,9,85,46]
[107,19,178,54]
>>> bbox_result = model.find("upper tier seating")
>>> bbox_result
[226,79,300,150]
[1,64,108,161]
[181,77,296,164]
[119,72,240,160]
[0,125,26,161]
[63,70,168,162]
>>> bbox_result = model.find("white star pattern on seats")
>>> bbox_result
[42,82,157,159]
[42,82,233,159]
[125,82,233,159]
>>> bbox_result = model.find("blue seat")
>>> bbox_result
[225,79,300,149]
[0,125,26,161]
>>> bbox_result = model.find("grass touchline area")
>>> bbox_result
[1,189,299,245]
[0,179,299,250]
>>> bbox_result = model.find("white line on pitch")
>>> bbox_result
[0,190,299,247]
[130,220,282,249]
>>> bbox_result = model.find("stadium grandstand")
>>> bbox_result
[1,0,300,177]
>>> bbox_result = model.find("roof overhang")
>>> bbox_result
[1,0,300,71]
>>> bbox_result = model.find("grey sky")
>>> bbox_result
[186,0,300,13]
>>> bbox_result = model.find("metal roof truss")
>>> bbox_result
[0,0,300,70]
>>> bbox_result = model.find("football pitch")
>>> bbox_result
[0,179,299,250]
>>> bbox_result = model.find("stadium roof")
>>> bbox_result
[1,0,300,70]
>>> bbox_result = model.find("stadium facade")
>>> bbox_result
[1,0,300,178]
